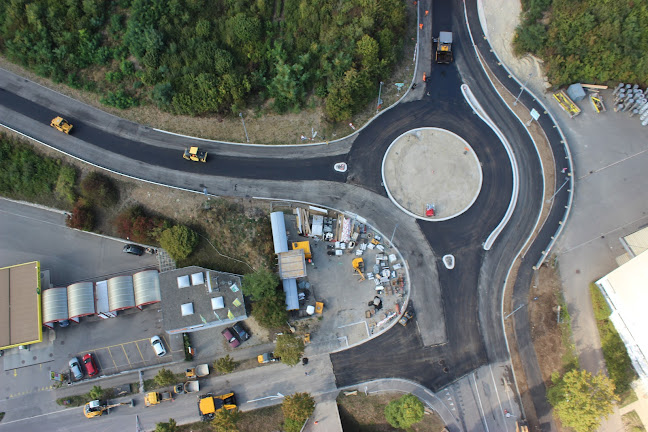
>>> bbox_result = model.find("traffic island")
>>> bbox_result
[382,128,483,221]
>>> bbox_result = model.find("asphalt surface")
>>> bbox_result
[0,0,572,428]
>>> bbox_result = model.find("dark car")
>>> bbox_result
[232,322,250,341]
[82,353,99,377]
[123,244,144,255]
[221,328,240,348]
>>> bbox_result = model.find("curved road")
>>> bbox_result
[0,0,569,429]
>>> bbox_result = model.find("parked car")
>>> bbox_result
[122,244,144,255]
[59,320,70,328]
[69,357,83,380]
[232,322,250,341]
[221,328,240,348]
[82,353,98,377]
[150,335,167,357]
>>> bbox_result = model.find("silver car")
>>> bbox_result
[150,335,167,357]
[69,357,83,380]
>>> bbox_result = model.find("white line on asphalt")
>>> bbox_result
[337,320,365,329]
[489,364,509,431]
[0,407,70,425]
[472,372,490,432]
[0,208,65,227]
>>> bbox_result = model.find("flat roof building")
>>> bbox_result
[159,266,247,335]
[0,262,42,350]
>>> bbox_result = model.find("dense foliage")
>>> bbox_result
[0,0,407,120]
[274,334,304,367]
[547,369,618,432]
[514,0,648,87]
[383,393,424,429]
[0,134,75,205]
[80,171,118,207]
[158,224,199,260]
[66,198,95,230]
[214,354,237,374]
[281,393,315,432]
[242,268,280,301]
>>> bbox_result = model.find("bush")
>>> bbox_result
[54,165,77,205]
[158,225,199,260]
[214,354,237,374]
[114,206,167,243]
[252,295,288,329]
[80,172,118,207]
[282,393,315,432]
[100,90,139,109]
[88,385,104,400]
[242,269,280,301]
[384,394,425,430]
[183,333,193,361]
[66,199,95,231]
[154,368,176,388]
[274,334,304,367]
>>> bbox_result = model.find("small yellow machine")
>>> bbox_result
[50,116,73,134]
[183,146,208,162]
[291,241,312,259]
[352,258,365,280]
[144,391,173,407]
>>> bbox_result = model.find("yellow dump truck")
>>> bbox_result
[198,392,237,421]
[144,391,173,407]
[50,116,73,134]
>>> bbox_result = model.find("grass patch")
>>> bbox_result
[622,410,646,432]
[56,387,115,407]
[337,392,444,432]
[589,283,637,401]
[556,290,579,372]
[175,405,283,432]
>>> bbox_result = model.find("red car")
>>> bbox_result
[221,328,240,348]
[82,353,99,377]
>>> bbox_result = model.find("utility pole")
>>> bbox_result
[376,81,384,112]
[514,73,533,106]
[239,112,249,143]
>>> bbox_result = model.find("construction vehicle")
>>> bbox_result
[399,310,414,326]
[291,241,312,260]
[186,364,210,379]
[183,146,208,162]
[516,420,529,432]
[258,352,279,363]
[553,90,581,118]
[198,392,237,421]
[83,399,133,419]
[144,391,173,407]
[50,116,73,134]
[352,258,365,280]
[435,31,454,64]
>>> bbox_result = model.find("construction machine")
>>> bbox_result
[352,258,365,280]
[186,364,210,379]
[183,146,208,162]
[516,420,529,432]
[198,392,237,421]
[50,116,73,134]
[83,399,133,419]
[258,352,279,363]
[435,31,454,64]
[144,391,173,407]
[399,310,414,326]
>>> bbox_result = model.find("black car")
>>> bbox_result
[232,322,250,341]
[123,244,144,255]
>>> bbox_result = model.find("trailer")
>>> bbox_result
[186,364,209,379]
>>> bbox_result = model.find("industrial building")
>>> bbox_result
[0,262,42,350]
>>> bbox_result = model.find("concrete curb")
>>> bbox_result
[380,127,483,222]
[461,84,520,250]
[0,197,68,215]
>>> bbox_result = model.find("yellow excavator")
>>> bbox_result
[83,399,133,418]
[352,258,365,280]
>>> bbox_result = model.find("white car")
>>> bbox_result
[150,335,167,357]
[69,357,83,380]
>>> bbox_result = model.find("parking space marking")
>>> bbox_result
[121,345,132,367]
[108,347,130,368]
[13,369,16,377]
[107,348,118,370]
[135,340,147,365]
[92,349,105,371]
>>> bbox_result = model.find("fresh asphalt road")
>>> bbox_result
[0,0,566,428]
[0,198,158,286]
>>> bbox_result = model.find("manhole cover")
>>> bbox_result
[21,360,25,364]
[33,356,37,360]
[60,341,65,345]
[49,353,54,357]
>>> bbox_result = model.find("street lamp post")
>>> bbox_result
[376,81,384,112]
[513,73,533,106]
[239,112,249,143]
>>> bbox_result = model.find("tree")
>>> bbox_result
[282,392,315,432]
[274,334,304,367]
[80,172,118,207]
[242,268,280,301]
[66,198,95,231]
[214,354,237,374]
[154,368,176,388]
[211,409,240,432]
[252,295,288,329]
[384,394,425,430]
[158,225,199,260]
[88,385,104,400]
[547,369,618,432]
[154,418,177,432]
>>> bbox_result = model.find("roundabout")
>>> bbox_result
[382,127,483,221]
